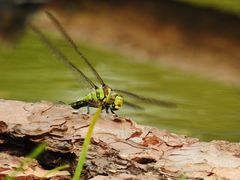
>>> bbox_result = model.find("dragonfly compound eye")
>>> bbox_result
[112,95,123,110]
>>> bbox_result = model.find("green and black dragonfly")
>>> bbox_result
[30,12,176,115]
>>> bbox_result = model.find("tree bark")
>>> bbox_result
[0,99,239,179]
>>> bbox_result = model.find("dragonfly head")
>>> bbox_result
[111,94,123,111]
[105,88,123,111]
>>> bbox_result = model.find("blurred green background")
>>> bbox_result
[0,0,240,142]
[180,0,240,15]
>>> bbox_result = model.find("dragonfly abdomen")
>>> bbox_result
[70,88,106,109]
[70,100,89,109]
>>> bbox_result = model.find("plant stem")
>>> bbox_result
[73,107,101,180]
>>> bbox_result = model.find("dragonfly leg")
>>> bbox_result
[102,104,109,114]
[110,109,118,117]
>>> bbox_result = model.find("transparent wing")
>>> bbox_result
[32,11,176,110]
[114,89,177,108]
[29,23,98,90]
[46,11,107,87]
[124,101,144,110]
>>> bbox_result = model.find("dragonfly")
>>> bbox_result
[29,11,176,115]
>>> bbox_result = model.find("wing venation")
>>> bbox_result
[46,11,106,87]
[114,89,177,108]
[29,23,98,89]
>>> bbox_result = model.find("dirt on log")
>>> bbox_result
[0,99,239,179]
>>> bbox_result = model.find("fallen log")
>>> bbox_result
[0,99,239,179]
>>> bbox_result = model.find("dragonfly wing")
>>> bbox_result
[29,23,98,90]
[114,89,177,108]
[46,11,107,87]
[124,101,144,110]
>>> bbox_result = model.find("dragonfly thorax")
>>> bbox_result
[74,87,123,112]
[83,87,108,102]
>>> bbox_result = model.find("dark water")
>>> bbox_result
[0,32,239,142]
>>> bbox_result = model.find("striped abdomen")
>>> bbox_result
[70,87,109,109]
[70,100,89,109]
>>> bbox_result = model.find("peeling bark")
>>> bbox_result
[0,99,239,179]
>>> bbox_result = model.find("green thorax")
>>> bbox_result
[82,87,111,103]
[76,87,123,111]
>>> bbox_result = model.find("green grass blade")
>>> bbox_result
[5,143,46,180]
[41,164,69,179]
[73,107,101,180]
